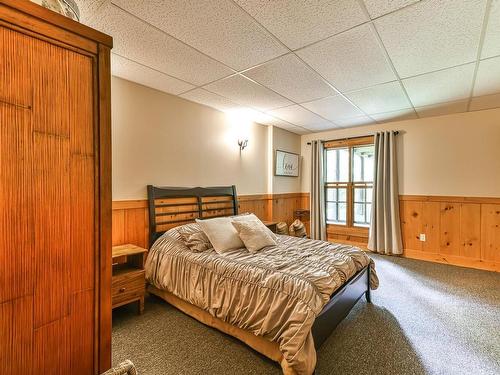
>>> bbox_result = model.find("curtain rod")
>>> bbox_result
[306,131,399,145]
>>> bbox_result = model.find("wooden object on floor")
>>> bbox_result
[0,1,112,373]
[262,220,279,233]
[112,245,147,314]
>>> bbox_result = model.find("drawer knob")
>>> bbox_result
[119,287,126,293]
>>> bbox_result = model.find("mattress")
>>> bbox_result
[146,223,378,375]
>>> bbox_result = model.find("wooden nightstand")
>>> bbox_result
[263,221,278,233]
[112,244,148,314]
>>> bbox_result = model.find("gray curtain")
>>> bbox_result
[368,131,403,255]
[310,140,326,240]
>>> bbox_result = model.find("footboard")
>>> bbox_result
[311,265,370,348]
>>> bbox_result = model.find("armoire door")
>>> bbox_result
[0,24,98,374]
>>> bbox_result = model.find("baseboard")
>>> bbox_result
[403,249,500,272]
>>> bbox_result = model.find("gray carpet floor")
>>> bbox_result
[112,254,500,374]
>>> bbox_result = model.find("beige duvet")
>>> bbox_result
[146,223,378,375]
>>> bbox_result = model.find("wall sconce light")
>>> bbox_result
[238,139,248,151]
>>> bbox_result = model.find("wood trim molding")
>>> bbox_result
[0,0,113,48]
[402,249,500,273]
[400,194,500,204]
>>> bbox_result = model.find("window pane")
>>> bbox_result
[338,188,347,202]
[326,202,337,221]
[337,203,347,223]
[326,187,347,225]
[354,187,373,203]
[326,148,349,182]
[354,203,370,227]
[352,145,374,182]
[326,188,336,201]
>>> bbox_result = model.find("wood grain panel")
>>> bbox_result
[70,156,95,292]
[124,208,148,249]
[440,203,460,255]
[0,104,33,304]
[0,4,112,373]
[33,133,71,328]
[0,297,33,375]
[481,204,500,262]
[0,27,32,108]
[32,41,70,137]
[421,202,440,252]
[68,51,94,155]
[400,200,422,251]
[400,196,500,272]
[460,204,481,258]
[70,290,94,374]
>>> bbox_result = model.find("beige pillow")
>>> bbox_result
[196,217,244,254]
[233,213,277,240]
[232,219,277,253]
[178,226,212,252]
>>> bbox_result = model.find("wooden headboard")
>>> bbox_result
[147,185,239,246]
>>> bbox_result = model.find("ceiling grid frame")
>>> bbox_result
[83,0,500,134]
[466,0,494,111]
[356,0,419,119]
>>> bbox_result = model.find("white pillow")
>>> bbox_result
[196,217,244,254]
[232,220,277,253]
[233,213,277,239]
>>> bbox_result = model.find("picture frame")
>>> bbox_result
[275,150,300,177]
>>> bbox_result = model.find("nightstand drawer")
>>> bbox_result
[112,269,145,306]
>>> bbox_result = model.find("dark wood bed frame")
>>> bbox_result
[147,185,371,350]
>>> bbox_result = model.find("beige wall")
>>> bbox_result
[301,108,500,197]
[112,77,270,200]
[271,126,302,194]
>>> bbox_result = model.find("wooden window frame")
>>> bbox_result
[324,136,374,237]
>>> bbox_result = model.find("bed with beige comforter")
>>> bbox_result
[145,223,378,375]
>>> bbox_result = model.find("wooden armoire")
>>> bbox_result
[0,1,112,373]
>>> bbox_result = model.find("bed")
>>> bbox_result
[145,185,378,375]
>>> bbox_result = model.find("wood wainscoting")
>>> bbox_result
[112,193,310,248]
[112,193,500,272]
[400,195,500,272]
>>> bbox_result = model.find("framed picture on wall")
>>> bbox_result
[275,150,300,177]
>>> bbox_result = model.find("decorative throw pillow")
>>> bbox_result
[233,213,277,240]
[196,217,244,254]
[178,226,212,252]
[232,219,277,253]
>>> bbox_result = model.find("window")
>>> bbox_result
[324,137,374,228]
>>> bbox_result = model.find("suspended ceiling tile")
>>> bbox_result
[268,105,333,129]
[234,0,368,50]
[415,99,469,118]
[469,93,500,111]
[204,75,293,111]
[362,0,420,19]
[336,115,375,127]
[112,0,287,70]
[243,54,337,103]
[179,88,242,112]
[302,95,364,122]
[370,108,417,122]
[473,56,500,97]
[87,3,233,85]
[296,24,396,92]
[374,0,486,78]
[403,63,475,108]
[111,54,195,95]
[346,81,412,114]
[481,0,500,59]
